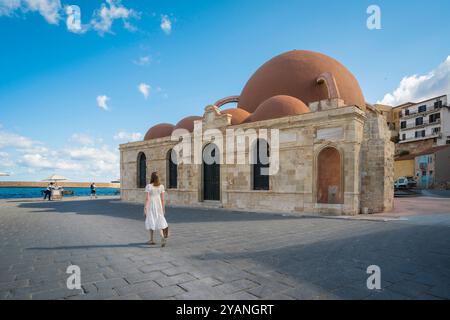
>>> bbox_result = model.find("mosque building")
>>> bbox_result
[119,50,394,215]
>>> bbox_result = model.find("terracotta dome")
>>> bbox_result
[220,108,251,125]
[144,123,174,140]
[173,116,202,132]
[248,95,310,122]
[238,50,365,113]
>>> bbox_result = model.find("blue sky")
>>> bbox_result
[1,0,450,182]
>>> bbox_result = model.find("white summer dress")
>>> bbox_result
[144,184,168,231]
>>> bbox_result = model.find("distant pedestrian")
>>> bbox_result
[43,182,53,201]
[144,172,169,247]
[90,183,97,199]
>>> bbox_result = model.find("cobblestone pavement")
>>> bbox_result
[0,197,449,300]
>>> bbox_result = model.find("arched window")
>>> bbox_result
[137,152,147,189]
[253,139,270,190]
[317,147,342,204]
[168,149,178,189]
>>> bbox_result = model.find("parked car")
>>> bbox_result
[394,177,409,189]
[405,176,417,188]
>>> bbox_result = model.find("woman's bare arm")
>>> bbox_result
[144,192,150,216]
[161,192,165,214]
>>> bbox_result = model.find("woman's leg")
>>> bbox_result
[148,230,156,244]
[160,229,166,247]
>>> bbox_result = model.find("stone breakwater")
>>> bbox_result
[0,181,120,188]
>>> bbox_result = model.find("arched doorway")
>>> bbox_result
[317,147,342,204]
[253,139,270,190]
[137,152,147,188]
[203,143,220,201]
[167,149,178,189]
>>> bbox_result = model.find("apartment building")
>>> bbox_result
[397,95,450,153]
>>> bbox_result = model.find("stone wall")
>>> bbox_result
[120,105,393,216]
[360,110,395,213]
[396,139,434,156]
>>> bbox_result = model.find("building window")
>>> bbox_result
[416,117,423,126]
[402,134,406,141]
[405,109,410,116]
[137,152,147,189]
[418,105,427,113]
[401,121,406,129]
[429,113,440,123]
[433,127,440,134]
[415,130,425,138]
[167,149,178,189]
[434,100,443,109]
[253,139,270,190]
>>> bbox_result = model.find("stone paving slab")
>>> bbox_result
[0,198,450,300]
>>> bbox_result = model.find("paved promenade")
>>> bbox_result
[0,197,449,300]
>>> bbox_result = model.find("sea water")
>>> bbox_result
[0,187,120,199]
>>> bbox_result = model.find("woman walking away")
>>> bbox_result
[144,172,168,247]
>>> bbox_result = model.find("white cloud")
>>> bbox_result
[133,55,151,66]
[91,0,137,35]
[123,20,137,32]
[0,0,21,16]
[97,95,109,110]
[62,145,119,175]
[0,0,62,24]
[63,145,117,162]
[160,14,172,35]
[138,82,150,99]
[18,145,119,177]
[70,133,94,145]
[0,125,119,180]
[113,131,142,142]
[26,0,61,24]
[1,0,140,35]
[20,153,81,170]
[379,56,450,106]
[0,151,14,167]
[0,129,35,149]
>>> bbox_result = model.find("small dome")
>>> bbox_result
[220,108,251,125]
[144,123,175,140]
[249,95,310,122]
[238,50,366,113]
[173,116,202,132]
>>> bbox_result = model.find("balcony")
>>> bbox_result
[400,104,446,119]
[399,118,441,131]
[399,132,442,144]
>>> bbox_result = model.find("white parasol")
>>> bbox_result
[42,174,69,182]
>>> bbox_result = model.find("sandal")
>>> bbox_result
[147,241,156,245]
[161,238,167,247]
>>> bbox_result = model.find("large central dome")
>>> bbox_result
[237,50,365,113]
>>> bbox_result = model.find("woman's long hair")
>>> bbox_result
[150,171,160,187]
